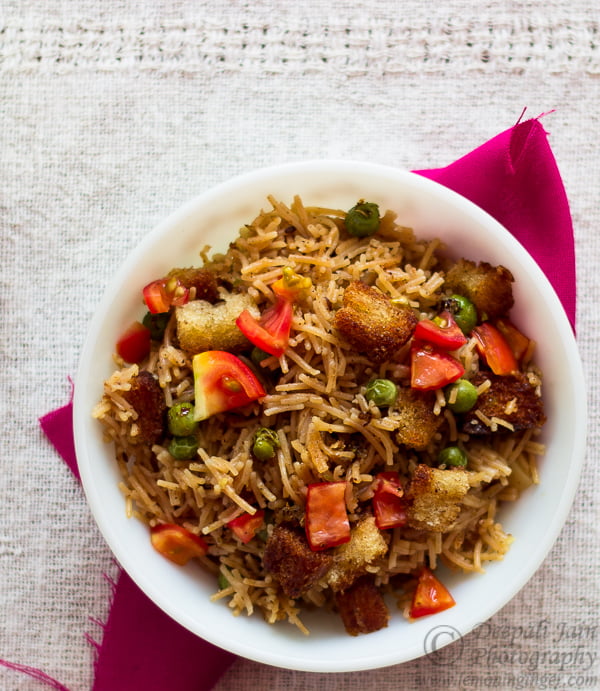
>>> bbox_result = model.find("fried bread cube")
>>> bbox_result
[263,524,333,599]
[327,516,388,592]
[333,281,418,364]
[166,267,219,303]
[444,259,514,319]
[335,575,389,636]
[394,387,444,451]
[405,464,470,532]
[175,292,259,354]
[122,370,166,445]
[462,371,546,435]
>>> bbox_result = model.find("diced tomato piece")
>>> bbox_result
[116,321,151,363]
[494,318,532,363]
[166,280,190,306]
[150,523,208,566]
[372,472,408,530]
[236,268,311,357]
[192,350,265,421]
[472,322,518,375]
[143,277,189,314]
[409,566,456,619]
[236,297,293,357]
[142,280,171,314]
[227,510,265,544]
[271,267,312,302]
[413,311,467,351]
[410,344,465,391]
[305,481,351,551]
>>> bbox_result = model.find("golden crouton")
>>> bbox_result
[405,465,470,532]
[333,281,418,364]
[122,370,166,445]
[444,259,514,319]
[263,524,333,598]
[175,292,259,354]
[327,516,388,592]
[394,387,443,450]
[166,267,219,303]
[335,575,389,636]
[462,372,546,435]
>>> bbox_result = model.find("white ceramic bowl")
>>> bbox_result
[74,161,586,672]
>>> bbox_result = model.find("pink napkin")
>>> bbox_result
[415,114,576,329]
[36,402,236,691]
[11,115,576,691]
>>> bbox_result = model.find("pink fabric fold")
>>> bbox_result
[91,570,235,691]
[415,116,576,329]
[39,399,80,482]
[32,115,575,691]
[38,400,236,691]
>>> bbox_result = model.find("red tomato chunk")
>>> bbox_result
[236,297,293,357]
[472,322,518,375]
[143,277,189,314]
[372,472,408,530]
[305,481,351,551]
[193,350,265,421]
[228,510,265,544]
[116,321,151,363]
[150,524,208,566]
[409,566,455,619]
[413,311,467,350]
[494,318,532,364]
[410,344,465,391]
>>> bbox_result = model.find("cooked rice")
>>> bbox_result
[93,195,545,633]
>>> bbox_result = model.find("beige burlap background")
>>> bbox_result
[1,2,598,689]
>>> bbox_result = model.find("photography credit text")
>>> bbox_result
[423,619,598,689]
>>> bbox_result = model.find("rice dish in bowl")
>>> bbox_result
[93,196,544,633]
[74,161,586,672]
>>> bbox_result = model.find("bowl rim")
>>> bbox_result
[74,160,587,672]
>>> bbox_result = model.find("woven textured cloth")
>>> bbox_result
[1,2,599,690]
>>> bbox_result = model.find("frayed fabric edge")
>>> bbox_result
[86,565,122,674]
[0,659,71,691]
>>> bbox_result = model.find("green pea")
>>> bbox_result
[252,427,280,461]
[345,201,381,237]
[365,378,398,407]
[437,446,468,468]
[253,438,274,461]
[168,435,198,460]
[142,311,170,341]
[446,379,478,413]
[168,402,199,437]
[444,294,477,334]
[256,509,275,541]
[250,346,271,365]
[218,573,230,590]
